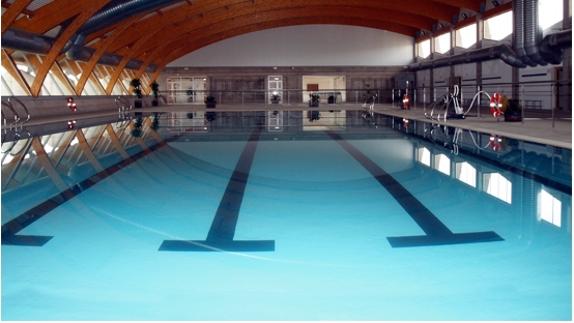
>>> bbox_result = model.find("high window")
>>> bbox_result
[416,39,431,58]
[456,162,477,187]
[484,11,513,40]
[455,23,477,48]
[539,0,564,30]
[483,173,512,204]
[538,188,562,227]
[434,32,451,54]
[433,154,451,175]
[416,147,431,166]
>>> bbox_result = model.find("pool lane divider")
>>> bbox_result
[326,131,504,248]
[159,128,275,252]
[2,139,171,247]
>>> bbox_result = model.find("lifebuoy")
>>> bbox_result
[402,93,410,110]
[488,135,503,151]
[489,92,503,118]
[67,97,77,112]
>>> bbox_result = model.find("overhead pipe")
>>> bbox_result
[513,0,535,66]
[2,29,52,54]
[539,29,572,64]
[409,0,572,70]
[65,0,180,60]
[523,0,546,65]
[408,44,526,70]
[2,28,156,72]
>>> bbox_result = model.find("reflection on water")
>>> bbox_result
[1,110,571,233]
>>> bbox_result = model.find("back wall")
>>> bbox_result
[167,25,414,67]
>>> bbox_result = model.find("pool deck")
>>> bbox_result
[20,103,572,149]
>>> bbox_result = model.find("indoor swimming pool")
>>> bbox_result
[1,110,571,320]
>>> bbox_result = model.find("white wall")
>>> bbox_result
[168,25,414,67]
[454,63,477,102]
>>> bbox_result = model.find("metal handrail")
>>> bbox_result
[1,97,31,149]
[115,96,133,111]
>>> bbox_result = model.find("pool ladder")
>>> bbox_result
[1,97,31,153]
[115,96,133,120]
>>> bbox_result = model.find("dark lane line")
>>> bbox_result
[2,140,169,247]
[160,128,275,252]
[326,131,503,248]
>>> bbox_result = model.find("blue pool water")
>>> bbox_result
[1,111,571,320]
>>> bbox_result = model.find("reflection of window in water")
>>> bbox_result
[416,147,431,167]
[538,188,562,227]
[456,162,476,187]
[483,173,512,204]
[433,154,450,175]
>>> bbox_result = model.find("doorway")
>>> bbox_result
[166,76,207,104]
[302,75,346,103]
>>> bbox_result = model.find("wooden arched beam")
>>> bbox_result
[157,16,417,67]
[145,8,419,62]
[1,49,32,95]
[129,4,431,57]
[1,0,33,34]
[430,0,482,12]
[105,32,156,94]
[29,1,109,96]
[119,7,419,81]
[74,15,142,95]
[139,15,415,83]
[102,0,458,55]
[10,0,103,34]
[125,6,421,62]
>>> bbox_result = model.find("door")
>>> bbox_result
[268,75,283,104]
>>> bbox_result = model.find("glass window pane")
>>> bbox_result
[433,154,451,175]
[416,147,431,166]
[456,162,476,187]
[416,39,431,58]
[538,188,562,227]
[539,0,563,29]
[434,32,451,54]
[455,23,477,48]
[39,62,74,96]
[484,11,513,41]
[1,66,28,95]
[483,173,512,203]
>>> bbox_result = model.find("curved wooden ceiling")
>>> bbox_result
[2,0,485,89]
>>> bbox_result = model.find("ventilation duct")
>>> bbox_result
[523,0,546,65]
[539,29,572,64]
[1,29,155,72]
[65,0,179,59]
[408,44,526,70]
[409,0,571,70]
[513,0,535,65]
[2,29,52,54]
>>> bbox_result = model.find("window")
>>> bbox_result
[483,173,512,203]
[433,154,451,175]
[416,147,431,166]
[268,75,283,104]
[456,162,476,187]
[539,0,563,30]
[455,23,477,48]
[484,11,513,41]
[416,39,431,58]
[538,188,561,227]
[434,32,451,54]
[1,66,28,95]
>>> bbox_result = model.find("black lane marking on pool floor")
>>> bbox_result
[160,128,275,252]
[326,131,504,248]
[2,140,169,247]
